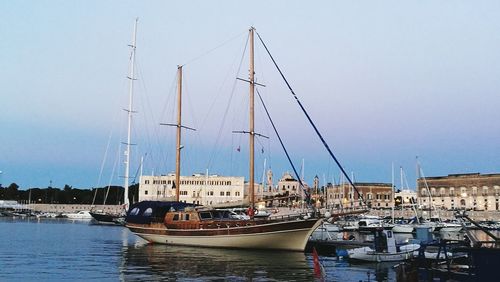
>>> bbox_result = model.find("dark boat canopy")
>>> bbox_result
[126,201,198,224]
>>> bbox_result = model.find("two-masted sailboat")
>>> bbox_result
[125,28,323,251]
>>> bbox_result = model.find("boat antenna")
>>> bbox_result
[255,88,311,205]
[255,31,367,207]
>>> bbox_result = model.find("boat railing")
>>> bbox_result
[267,213,305,221]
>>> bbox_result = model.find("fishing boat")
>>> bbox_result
[347,229,420,262]
[90,19,138,225]
[125,27,327,251]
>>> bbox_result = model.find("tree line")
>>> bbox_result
[0,183,139,205]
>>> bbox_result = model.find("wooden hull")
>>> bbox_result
[127,218,322,251]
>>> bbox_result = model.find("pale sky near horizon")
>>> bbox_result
[1,1,500,189]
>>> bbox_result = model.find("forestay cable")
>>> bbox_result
[256,31,367,207]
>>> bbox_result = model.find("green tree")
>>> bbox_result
[5,183,19,199]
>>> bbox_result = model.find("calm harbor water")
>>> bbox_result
[1,217,404,281]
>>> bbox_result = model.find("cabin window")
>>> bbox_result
[173,214,180,221]
[143,208,153,216]
[130,207,140,215]
[199,212,212,220]
[185,214,190,221]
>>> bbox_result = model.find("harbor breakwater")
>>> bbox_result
[13,204,500,221]
[368,209,500,221]
[27,204,123,214]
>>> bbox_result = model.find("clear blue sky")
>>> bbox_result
[1,1,500,189]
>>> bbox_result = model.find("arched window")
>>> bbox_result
[143,208,153,216]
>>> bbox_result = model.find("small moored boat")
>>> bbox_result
[347,229,420,262]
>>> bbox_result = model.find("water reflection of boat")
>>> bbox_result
[120,243,314,281]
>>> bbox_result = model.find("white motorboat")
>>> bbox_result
[65,210,93,219]
[310,222,341,241]
[438,222,463,233]
[392,224,414,233]
[347,230,420,262]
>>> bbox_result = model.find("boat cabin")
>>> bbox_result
[164,209,257,230]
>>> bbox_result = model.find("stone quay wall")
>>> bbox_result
[368,209,500,221]
[28,204,123,214]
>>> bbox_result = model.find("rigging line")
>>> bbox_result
[104,143,121,205]
[91,114,118,206]
[200,32,249,131]
[181,30,247,67]
[199,32,249,131]
[131,153,146,184]
[206,34,249,169]
[255,88,310,199]
[255,31,367,207]
[135,61,159,168]
[156,72,178,174]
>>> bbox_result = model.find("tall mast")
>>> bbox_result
[175,66,183,202]
[124,18,138,211]
[249,27,255,210]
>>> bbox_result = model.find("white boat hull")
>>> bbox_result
[348,244,420,262]
[392,225,414,233]
[65,211,93,219]
[439,224,463,233]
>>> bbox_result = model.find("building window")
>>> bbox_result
[220,191,224,196]
[483,187,489,196]
[236,192,240,197]
[144,190,148,195]
[226,191,230,196]
[145,180,150,184]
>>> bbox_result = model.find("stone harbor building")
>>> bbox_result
[417,173,500,211]
[326,182,394,209]
[277,172,302,196]
[139,174,245,206]
[394,189,418,206]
